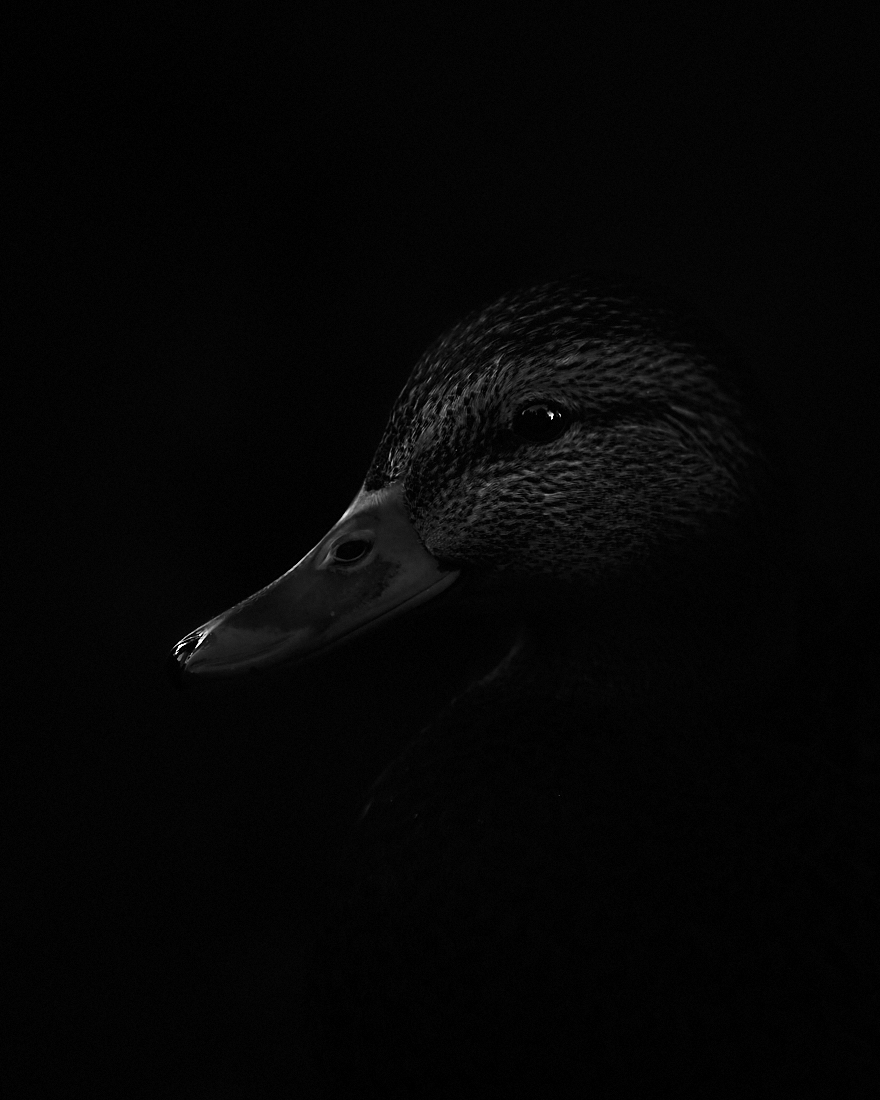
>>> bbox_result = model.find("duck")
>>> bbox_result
[171,277,879,1096]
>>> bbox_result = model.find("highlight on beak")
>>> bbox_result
[169,483,460,683]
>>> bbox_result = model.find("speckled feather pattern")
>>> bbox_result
[364,278,770,580]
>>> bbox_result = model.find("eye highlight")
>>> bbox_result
[511,403,570,443]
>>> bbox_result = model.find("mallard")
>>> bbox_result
[171,277,878,1095]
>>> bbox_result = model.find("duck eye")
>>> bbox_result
[332,539,373,564]
[512,403,569,443]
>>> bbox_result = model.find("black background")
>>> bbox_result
[10,8,877,1095]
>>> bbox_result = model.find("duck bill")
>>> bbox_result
[170,483,460,680]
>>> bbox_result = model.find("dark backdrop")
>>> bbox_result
[10,8,876,1096]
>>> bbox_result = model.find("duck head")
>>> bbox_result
[171,277,784,684]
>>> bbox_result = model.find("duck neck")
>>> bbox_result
[459,529,798,738]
